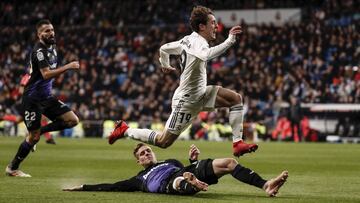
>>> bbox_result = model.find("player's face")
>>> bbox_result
[38,24,56,45]
[136,146,157,168]
[203,14,218,41]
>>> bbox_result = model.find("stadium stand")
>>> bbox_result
[0,0,359,140]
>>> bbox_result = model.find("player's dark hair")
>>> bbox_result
[190,6,214,32]
[133,143,147,159]
[36,19,52,31]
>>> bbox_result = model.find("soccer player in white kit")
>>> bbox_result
[109,6,258,157]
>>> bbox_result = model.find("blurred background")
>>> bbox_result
[0,0,359,143]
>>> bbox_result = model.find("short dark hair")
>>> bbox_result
[133,143,147,159]
[190,6,214,32]
[36,19,52,31]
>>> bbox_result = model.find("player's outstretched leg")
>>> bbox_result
[223,91,258,157]
[263,171,289,197]
[108,120,129,144]
[233,140,258,157]
[108,120,161,147]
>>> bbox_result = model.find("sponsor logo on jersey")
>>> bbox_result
[142,163,169,180]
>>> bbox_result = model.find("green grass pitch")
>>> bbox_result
[0,136,359,203]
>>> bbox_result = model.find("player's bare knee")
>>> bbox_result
[156,131,176,148]
[158,144,168,149]
[27,134,41,145]
[33,137,40,143]
[232,93,243,106]
[72,115,79,125]
[227,158,238,170]
[156,136,174,148]
[65,116,79,127]
[157,140,173,148]
[72,117,79,126]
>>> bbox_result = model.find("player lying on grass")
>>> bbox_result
[63,144,288,196]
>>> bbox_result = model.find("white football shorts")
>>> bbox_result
[165,85,220,135]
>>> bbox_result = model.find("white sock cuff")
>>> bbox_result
[233,138,243,143]
[173,176,185,190]
[148,131,158,145]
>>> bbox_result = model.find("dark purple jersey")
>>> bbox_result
[139,160,181,192]
[23,42,58,99]
[83,159,184,193]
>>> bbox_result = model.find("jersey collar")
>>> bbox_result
[191,32,209,46]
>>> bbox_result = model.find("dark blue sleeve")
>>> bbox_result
[33,49,49,69]
[82,176,143,192]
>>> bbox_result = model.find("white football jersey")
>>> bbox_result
[159,32,236,102]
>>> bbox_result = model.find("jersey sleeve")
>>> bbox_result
[159,40,183,68]
[33,49,49,69]
[82,176,143,192]
[191,34,236,61]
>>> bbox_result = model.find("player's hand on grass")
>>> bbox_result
[62,185,83,191]
[161,66,176,73]
[189,144,200,161]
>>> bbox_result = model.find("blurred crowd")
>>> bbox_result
[0,0,359,139]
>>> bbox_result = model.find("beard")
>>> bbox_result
[42,36,56,45]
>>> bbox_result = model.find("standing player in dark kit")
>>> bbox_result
[5,19,80,177]
[1,73,57,144]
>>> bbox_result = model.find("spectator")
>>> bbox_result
[0,0,358,139]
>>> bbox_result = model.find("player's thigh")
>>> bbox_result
[165,100,198,135]
[214,87,241,108]
[190,159,218,185]
[212,158,238,177]
[57,111,78,122]
[156,130,179,146]
[22,97,42,131]
[202,85,220,111]
[41,96,72,121]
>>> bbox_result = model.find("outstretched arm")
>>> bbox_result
[197,25,242,61]
[40,61,79,80]
[63,177,142,192]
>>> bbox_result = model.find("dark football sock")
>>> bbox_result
[9,140,34,170]
[231,164,267,189]
[40,120,67,134]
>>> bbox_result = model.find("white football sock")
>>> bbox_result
[125,128,158,145]
[229,104,244,143]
